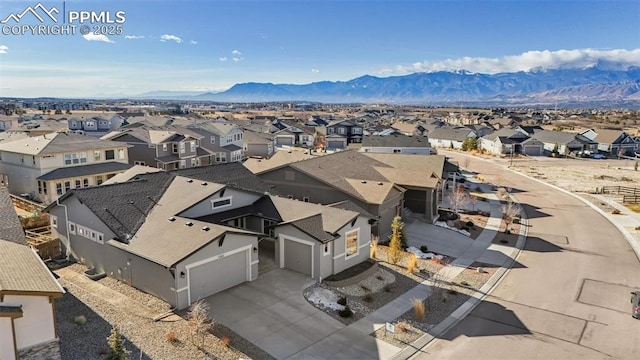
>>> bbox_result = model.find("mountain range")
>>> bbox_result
[191,63,640,105]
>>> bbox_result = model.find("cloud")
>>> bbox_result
[232,57,244,63]
[380,48,640,75]
[124,35,144,39]
[311,68,320,73]
[189,40,198,45]
[160,34,182,43]
[219,57,227,62]
[82,33,115,44]
[0,45,7,54]
[231,49,242,56]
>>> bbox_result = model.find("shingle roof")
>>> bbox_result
[0,187,27,245]
[0,240,64,295]
[328,200,375,218]
[172,162,275,194]
[0,132,129,155]
[481,128,529,142]
[189,122,238,136]
[287,214,335,242]
[427,127,476,142]
[529,129,579,145]
[243,151,316,174]
[362,134,430,148]
[592,129,627,144]
[102,165,163,185]
[36,162,132,181]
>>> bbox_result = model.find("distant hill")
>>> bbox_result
[195,64,640,104]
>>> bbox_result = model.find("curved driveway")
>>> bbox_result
[417,152,640,359]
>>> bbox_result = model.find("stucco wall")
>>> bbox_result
[0,317,16,360]
[5,295,56,351]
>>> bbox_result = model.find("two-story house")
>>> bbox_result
[44,163,372,310]
[325,120,364,150]
[67,115,124,138]
[0,132,131,204]
[580,128,639,156]
[186,122,245,163]
[359,133,431,155]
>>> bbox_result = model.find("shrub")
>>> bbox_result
[500,239,509,244]
[442,295,448,303]
[360,285,370,292]
[407,253,418,274]
[370,245,377,259]
[376,274,384,281]
[383,284,393,293]
[363,293,374,303]
[412,299,425,321]
[338,307,353,318]
[612,209,621,214]
[73,315,87,325]
[220,336,231,348]
[166,331,178,343]
[505,229,511,235]
[396,321,409,333]
[466,220,474,227]
[460,280,470,286]
[337,296,347,306]
[420,245,428,253]
[447,289,457,295]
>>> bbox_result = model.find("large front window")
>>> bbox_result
[105,150,115,160]
[64,152,87,165]
[345,229,359,258]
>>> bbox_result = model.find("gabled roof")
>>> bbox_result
[285,214,335,242]
[188,122,239,136]
[589,129,628,144]
[0,240,64,295]
[243,130,274,144]
[361,134,429,148]
[36,162,132,181]
[0,132,130,155]
[0,187,27,245]
[102,165,163,185]
[528,129,579,145]
[482,127,529,142]
[172,162,274,194]
[244,150,315,174]
[427,127,475,142]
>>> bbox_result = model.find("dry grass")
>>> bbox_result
[626,204,640,214]
[407,254,418,274]
[165,331,178,344]
[220,336,231,348]
[412,299,425,321]
[370,244,377,259]
[395,321,409,333]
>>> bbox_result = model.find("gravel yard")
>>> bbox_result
[55,264,272,360]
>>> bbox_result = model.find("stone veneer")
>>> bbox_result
[18,339,61,360]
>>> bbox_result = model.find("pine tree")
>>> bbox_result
[388,216,404,264]
[106,326,130,360]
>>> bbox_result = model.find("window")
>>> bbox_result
[105,150,115,160]
[38,181,43,194]
[95,176,103,185]
[162,143,168,152]
[345,229,359,258]
[93,150,101,161]
[210,136,216,144]
[106,173,115,180]
[64,181,71,192]
[32,156,36,165]
[190,141,197,152]
[68,222,76,235]
[56,183,63,195]
[303,197,309,202]
[215,153,226,162]
[393,149,402,153]
[227,135,233,143]
[352,127,362,134]
[117,149,125,159]
[191,158,197,167]
[83,178,89,187]
[180,142,186,153]
[172,143,178,153]
[327,128,335,134]
[134,161,146,166]
[338,127,345,135]
[42,182,47,194]
[211,197,232,209]
[323,242,331,255]
[64,152,87,165]
[50,215,58,228]
[75,179,81,188]
[179,160,186,168]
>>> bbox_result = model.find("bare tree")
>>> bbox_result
[187,300,213,348]
[469,194,478,211]
[427,257,451,311]
[461,157,470,170]
[447,187,470,214]
[502,198,522,222]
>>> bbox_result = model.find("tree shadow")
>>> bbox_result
[56,290,151,360]
[520,203,552,220]
[436,299,532,340]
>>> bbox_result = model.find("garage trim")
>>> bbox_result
[185,244,252,305]
[279,234,314,278]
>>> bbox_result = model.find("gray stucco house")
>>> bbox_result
[45,163,371,309]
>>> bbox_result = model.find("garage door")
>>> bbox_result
[327,140,344,149]
[404,189,427,214]
[283,239,312,276]
[523,145,542,156]
[277,137,294,146]
[188,249,249,303]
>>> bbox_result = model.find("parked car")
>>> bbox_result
[632,291,640,319]
[592,154,606,160]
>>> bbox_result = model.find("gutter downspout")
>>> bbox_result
[55,198,72,258]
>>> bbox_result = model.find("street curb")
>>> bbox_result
[390,180,529,360]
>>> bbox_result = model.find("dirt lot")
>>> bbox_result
[510,157,640,193]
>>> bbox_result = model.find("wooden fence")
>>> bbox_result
[599,186,640,204]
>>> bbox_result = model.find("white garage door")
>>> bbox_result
[277,137,294,146]
[188,249,249,303]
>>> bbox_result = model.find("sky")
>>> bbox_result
[0,0,639,98]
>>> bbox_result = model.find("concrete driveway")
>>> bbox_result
[205,269,345,359]
[405,221,474,258]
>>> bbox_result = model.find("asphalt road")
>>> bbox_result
[415,152,640,359]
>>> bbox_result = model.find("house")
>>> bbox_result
[273,125,316,148]
[427,127,477,149]
[360,134,431,155]
[0,132,131,204]
[325,120,364,149]
[523,128,597,156]
[243,150,316,175]
[186,122,244,163]
[45,164,371,310]
[67,115,124,138]
[256,150,444,237]
[0,189,65,360]
[580,129,639,156]
[242,130,275,159]
[480,128,543,156]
